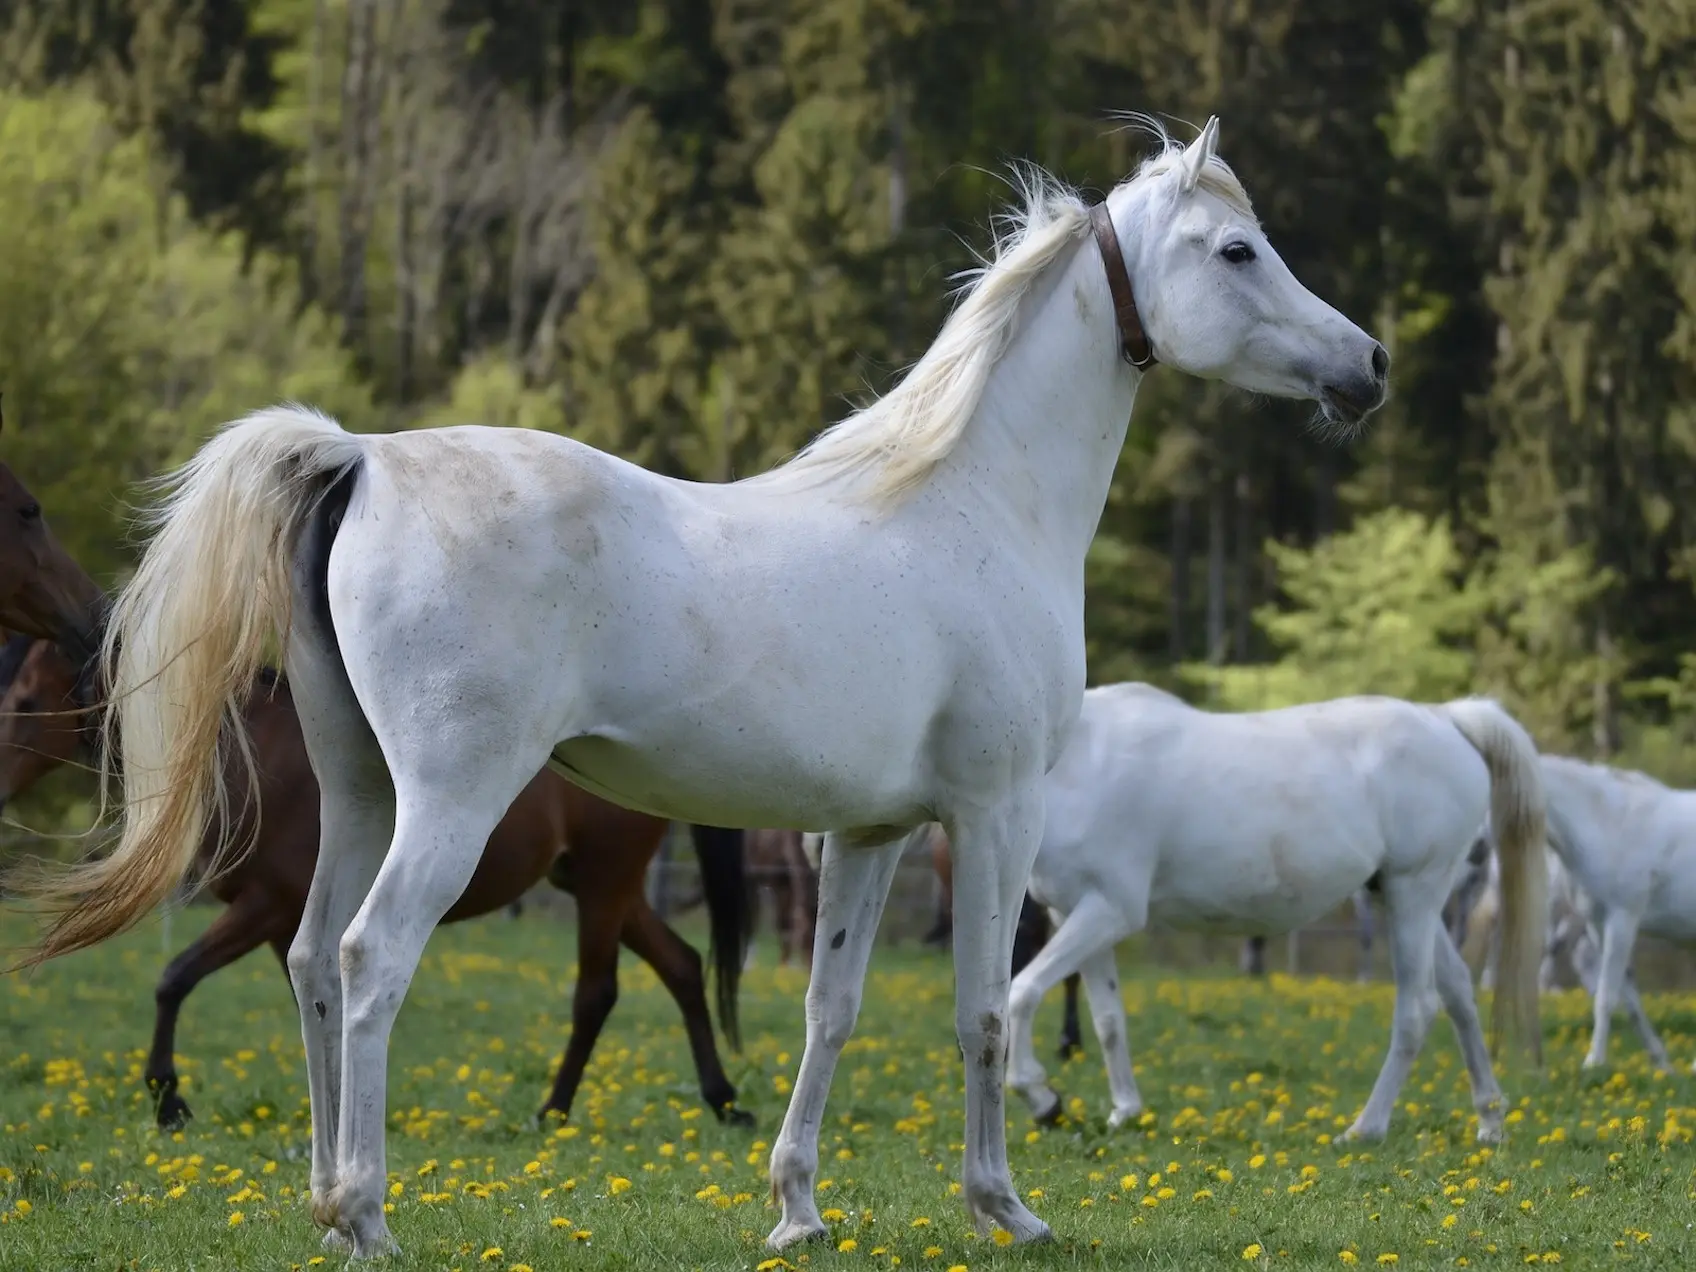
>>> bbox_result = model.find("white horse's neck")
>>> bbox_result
[929,203,1143,570]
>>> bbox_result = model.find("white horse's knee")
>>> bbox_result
[806,989,861,1053]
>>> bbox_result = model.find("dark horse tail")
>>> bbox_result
[688,824,752,1053]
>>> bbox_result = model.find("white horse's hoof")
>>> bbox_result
[1339,1121,1386,1144]
[321,1229,354,1254]
[1475,1122,1504,1145]
[766,1218,830,1250]
[1107,1103,1143,1129]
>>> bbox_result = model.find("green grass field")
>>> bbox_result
[0,908,1691,1271]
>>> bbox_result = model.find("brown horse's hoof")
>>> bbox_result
[717,1105,756,1130]
[1057,1038,1084,1061]
[535,1104,569,1130]
[1034,1094,1066,1128]
[148,1076,193,1131]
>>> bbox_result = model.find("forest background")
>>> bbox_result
[3,0,1696,832]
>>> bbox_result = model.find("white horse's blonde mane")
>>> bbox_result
[745,121,1254,507]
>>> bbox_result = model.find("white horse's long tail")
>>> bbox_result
[13,405,366,966]
[1437,697,1548,1063]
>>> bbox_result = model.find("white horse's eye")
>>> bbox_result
[1220,242,1256,265]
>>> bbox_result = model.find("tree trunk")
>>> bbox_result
[1170,494,1191,661]
[1206,467,1227,666]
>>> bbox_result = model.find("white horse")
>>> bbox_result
[20,118,1386,1258]
[1535,755,1696,1072]
[1006,683,1547,1143]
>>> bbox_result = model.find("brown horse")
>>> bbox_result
[0,637,755,1130]
[925,824,1083,1061]
[744,828,817,967]
[0,400,105,658]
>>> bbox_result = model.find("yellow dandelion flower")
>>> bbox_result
[911,1217,932,1228]
[227,1212,244,1228]
[946,1265,967,1272]
[757,1261,791,1272]
[839,1239,859,1253]
[573,1230,592,1241]
[481,1248,503,1261]
[1377,1256,1398,1266]
[13,1201,31,1217]
[1340,1254,1358,1265]
[924,1248,943,1259]
[1249,1155,1267,1169]
[991,1230,1014,1247]
[823,1207,847,1222]
[512,1266,533,1272]
[1243,1244,1263,1259]
[1216,1169,1234,1183]
[1193,1189,1214,1201]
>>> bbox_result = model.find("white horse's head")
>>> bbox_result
[1110,117,1388,430]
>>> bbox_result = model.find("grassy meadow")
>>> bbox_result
[0,908,1691,1271]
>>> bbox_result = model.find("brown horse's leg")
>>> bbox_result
[1059,972,1084,1060]
[619,900,753,1127]
[145,890,286,1130]
[537,904,626,1124]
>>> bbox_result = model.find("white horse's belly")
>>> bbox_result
[1640,853,1696,942]
[1143,821,1382,936]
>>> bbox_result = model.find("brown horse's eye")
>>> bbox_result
[19,502,40,522]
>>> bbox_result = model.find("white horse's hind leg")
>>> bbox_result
[1076,947,1141,1127]
[1006,893,1132,1124]
[328,786,534,1257]
[284,631,395,1251]
[1344,882,1441,1142]
[1431,925,1504,1142]
[1582,908,1642,1070]
[767,832,909,1250]
[951,794,1051,1243]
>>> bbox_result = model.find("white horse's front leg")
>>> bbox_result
[766,832,909,1251]
[1570,926,1669,1071]
[951,793,1052,1244]
[1076,946,1142,1127]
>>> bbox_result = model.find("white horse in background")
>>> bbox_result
[18,118,1387,1257]
[1533,755,1696,1072]
[1006,683,1547,1143]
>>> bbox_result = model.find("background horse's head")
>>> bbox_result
[0,403,107,661]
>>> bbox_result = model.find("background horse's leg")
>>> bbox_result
[1240,935,1267,976]
[145,888,287,1129]
[1570,921,1668,1070]
[767,831,909,1250]
[619,901,753,1125]
[1076,947,1141,1127]
[1354,888,1376,982]
[1344,879,1442,1141]
[537,894,627,1123]
[1582,907,1642,1070]
[1007,893,1131,1126]
[950,794,1051,1243]
[1431,924,1505,1142]
[1060,972,1084,1059]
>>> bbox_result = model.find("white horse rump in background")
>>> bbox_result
[20,118,1386,1257]
[1007,684,1547,1143]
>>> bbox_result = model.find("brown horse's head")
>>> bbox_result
[0,402,106,662]
[0,637,90,817]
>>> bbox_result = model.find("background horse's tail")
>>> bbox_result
[689,824,752,1052]
[10,405,365,967]
[1438,696,1548,1063]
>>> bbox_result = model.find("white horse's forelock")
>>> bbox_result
[745,122,1255,509]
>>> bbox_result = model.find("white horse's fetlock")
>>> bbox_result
[321,1229,354,1254]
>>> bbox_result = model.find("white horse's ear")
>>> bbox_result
[1179,116,1221,193]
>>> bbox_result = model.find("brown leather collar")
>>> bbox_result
[1089,202,1155,369]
